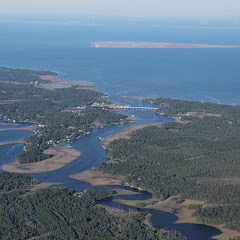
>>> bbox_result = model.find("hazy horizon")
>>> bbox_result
[1,0,240,17]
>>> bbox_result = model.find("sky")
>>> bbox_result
[1,0,240,17]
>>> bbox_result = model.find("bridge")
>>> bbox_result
[112,106,158,111]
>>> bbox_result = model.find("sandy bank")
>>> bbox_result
[0,126,34,132]
[113,196,180,213]
[29,182,63,192]
[92,41,240,49]
[113,197,240,240]
[0,140,25,146]
[40,75,95,90]
[102,123,163,145]
[70,169,124,186]
[1,146,81,173]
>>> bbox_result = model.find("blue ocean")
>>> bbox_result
[0,21,240,104]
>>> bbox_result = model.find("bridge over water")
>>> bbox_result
[112,106,158,111]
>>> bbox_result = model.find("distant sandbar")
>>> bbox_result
[92,42,240,49]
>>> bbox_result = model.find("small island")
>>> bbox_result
[92,41,240,48]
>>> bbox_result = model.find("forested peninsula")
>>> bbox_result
[99,96,240,239]
[0,172,186,240]
[0,67,126,165]
[0,68,187,240]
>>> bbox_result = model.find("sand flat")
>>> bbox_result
[92,42,240,48]
[1,146,81,173]
[39,75,94,89]
[0,140,25,146]
[0,126,34,132]
[70,169,124,186]
[103,123,163,145]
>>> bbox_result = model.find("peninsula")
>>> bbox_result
[0,67,127,171]
[92,41,240,48]
[98,96,240,240]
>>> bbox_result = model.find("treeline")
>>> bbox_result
[0,172,185,240]
[99,98,240,233]
[0,172,39,191]
[0,67,55,83]
[0,70,126,164]
[144,97,240,121]
[191,205,240,232]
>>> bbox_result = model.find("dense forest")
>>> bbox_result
[144,97,240,117]
[0,172,185,240]
[99,97,240,233]
[0,67,55,83]
[0,68,126,163]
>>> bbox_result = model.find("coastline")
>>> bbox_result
[1,66,239,239]
[39,75,95,90]
[92,41,240,49]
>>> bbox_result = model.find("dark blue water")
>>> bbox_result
[0,21,235,239]
[0,130,33,143]
[99,196,221,240]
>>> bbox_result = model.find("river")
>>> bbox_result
[0,103,221,240]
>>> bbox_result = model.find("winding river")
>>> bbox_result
[1,21,240,239]
[0,98,222,240]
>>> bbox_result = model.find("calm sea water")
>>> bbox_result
[0,22,240,104]
[0,21,238,239]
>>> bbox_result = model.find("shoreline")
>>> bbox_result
[0,126,35,132]
[102,123,163,146]
[92,41,240,49]
[0,140,25,146]
[70,165,240,239]
[39,75,95,90]
[1,146,81,173]
[112,197,240,240]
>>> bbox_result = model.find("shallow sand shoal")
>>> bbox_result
[0,140,25,146]
[112,188,139,196]
[92,42,240,49]
[29,182,63,192]
[113,196,180,213]
[102,123,163,145]
[40,75,94,88]
[70,169,124,186]
[0,126,34,132]
[1,146,81,173]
